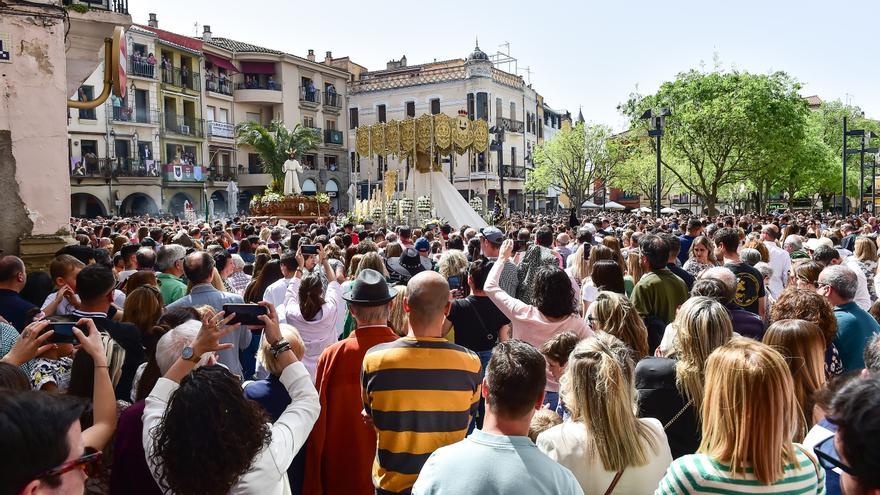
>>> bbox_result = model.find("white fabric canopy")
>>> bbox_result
[409,171,487,229]
[635,206,652,212]
[660,207,678,214]
[602,201,626,210]
[581,200,600,209]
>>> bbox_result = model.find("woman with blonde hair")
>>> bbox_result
[763,319,826,439]
[601,235,626,269]
[537,333,672,493]
[624,249,643,297]
[657,339,825,493]
[851,236,878,301]
[682,236,717,277]
[636,296,733,458]
[388,285,408,337]
[565,243,590,295]
[437,249,468,279]
[587,291,649,361]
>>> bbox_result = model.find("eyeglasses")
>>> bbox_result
[814,435,854,475]
[36,448,102,480]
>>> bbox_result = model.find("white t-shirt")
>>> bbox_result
[537,418,672,495]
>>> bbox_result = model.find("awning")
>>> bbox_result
[239,61,275,75]
[206,54,239,73]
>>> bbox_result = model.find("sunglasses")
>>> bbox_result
[814,435,854,475]
[37,448,102,480]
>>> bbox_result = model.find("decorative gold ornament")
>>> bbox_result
[453,114,473,154]
[383,170,397,201]
[384,120,400,157]
[400,118,416,159]
[472,119,489,153]
[356,126,370,157]
[416,114,433,152]
[370,123,385,157]
[433,114,452,153]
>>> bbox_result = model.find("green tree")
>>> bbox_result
[611,141,679,211]
[235,120,319,193]
[620,69,809,214]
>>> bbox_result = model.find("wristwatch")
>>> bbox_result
[181,346,201,363]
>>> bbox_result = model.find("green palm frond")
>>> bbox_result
[235,120,319,193]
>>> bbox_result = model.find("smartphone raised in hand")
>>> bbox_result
[222,304,268,326]
[300,244,319,255]
[513,240,528,253]
[45,322,88,344]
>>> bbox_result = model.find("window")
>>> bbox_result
[430,98,440,115]
[476,92,488,120]
[325,155,338,171]
[467,94,474,119]
[511,147,517,167]
[349,108,359,129]
[246,112,261,123]
[218,108,229,123]
[207,106,216,122]
[378,155,385,173]
[377,104,386,123]
[77,86,96,120]
[350,151,358,173]
[80,140,99,173]
[510,102,516,121]
[132,42,147,57]
[303,115,315,128]
[248,153,262,174]
[406,101,415,118]
[326,119,337,131]
[496,98,503,124]
[302,154,316,170]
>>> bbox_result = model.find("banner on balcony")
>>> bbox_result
[163,164,203,182]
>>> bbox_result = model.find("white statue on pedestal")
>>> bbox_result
[283,148,303,195]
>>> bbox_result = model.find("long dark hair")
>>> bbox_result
[591,260,626,295]
[533,266,576,318]
[243,260,283,303]
[299,274,325,321]
[151,365,271,494]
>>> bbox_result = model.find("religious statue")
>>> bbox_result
[283,148,303,195]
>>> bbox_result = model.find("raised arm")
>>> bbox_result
[75,319,117,450]
[484,240,531,321]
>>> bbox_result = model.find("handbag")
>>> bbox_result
[664,399,693,430]
[603,469,625,495]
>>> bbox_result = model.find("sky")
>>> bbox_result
[129,0,880,131]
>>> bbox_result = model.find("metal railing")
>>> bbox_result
[62,0,128,14]
[161,114,204,138]
[299,86,320,104]
[207,121,235,139]
[112,106,159,124]
[161,66,201,92]
[500,165,526,179]
[70,158,161,178]
[205,75,233,95]
[235,79,281,91]
[323,91,342,108]
[324,129,344,145]
[207,170,238,182]
[498,117,524,133]
[129,58,156,79]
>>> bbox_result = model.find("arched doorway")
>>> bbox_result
[120,193,158,216]
[325,179,339,212]
[210,191,227,217]
[71,193,107,218]
[168,193,195,216]
[302,178,317,196]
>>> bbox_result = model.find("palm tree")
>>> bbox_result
[234,119,319,193]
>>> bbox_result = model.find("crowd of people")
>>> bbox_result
[1,208,879,495]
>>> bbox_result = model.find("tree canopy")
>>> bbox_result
[235,120,319,194]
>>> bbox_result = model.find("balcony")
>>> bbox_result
[299,86,321,107]
[70,158,161,180]
[323,91,343,110]
[500,165,526,179]
[62,0,128,14]
[161,66,201,92]
[128,58,156,79]
[206,169,238,183]
[498,117,525,133]
[161,114,204,138]
[112,106,159,125]
[205,75,233,96]
[234,80,282,104]
[207,121,235,139]
[324,129,344,146]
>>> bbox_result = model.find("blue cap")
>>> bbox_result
[414,237,430,252]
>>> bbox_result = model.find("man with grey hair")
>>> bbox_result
[863,334,880,375]
[813,245,872,311]
[783,234,809,260]
[227,253,251,296]
[156,244,187,305]
[818,264,880,371]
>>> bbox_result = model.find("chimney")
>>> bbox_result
[148,13,158,28]
[307,49,315,62]
[400,55,407,67]
[324,51,332,63]
[202,25,212,42]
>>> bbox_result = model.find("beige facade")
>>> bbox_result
[1,0,130,264]
[345,45,542,212]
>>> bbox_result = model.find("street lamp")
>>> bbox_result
[489,125,505,214]
[843,117,874,215]
[640,108,671,217]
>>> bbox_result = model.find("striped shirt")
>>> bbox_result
[362,337,481,495]
[656,447,826,494]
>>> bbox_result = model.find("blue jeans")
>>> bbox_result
[468,349,494,434]
[240,329,262,381]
